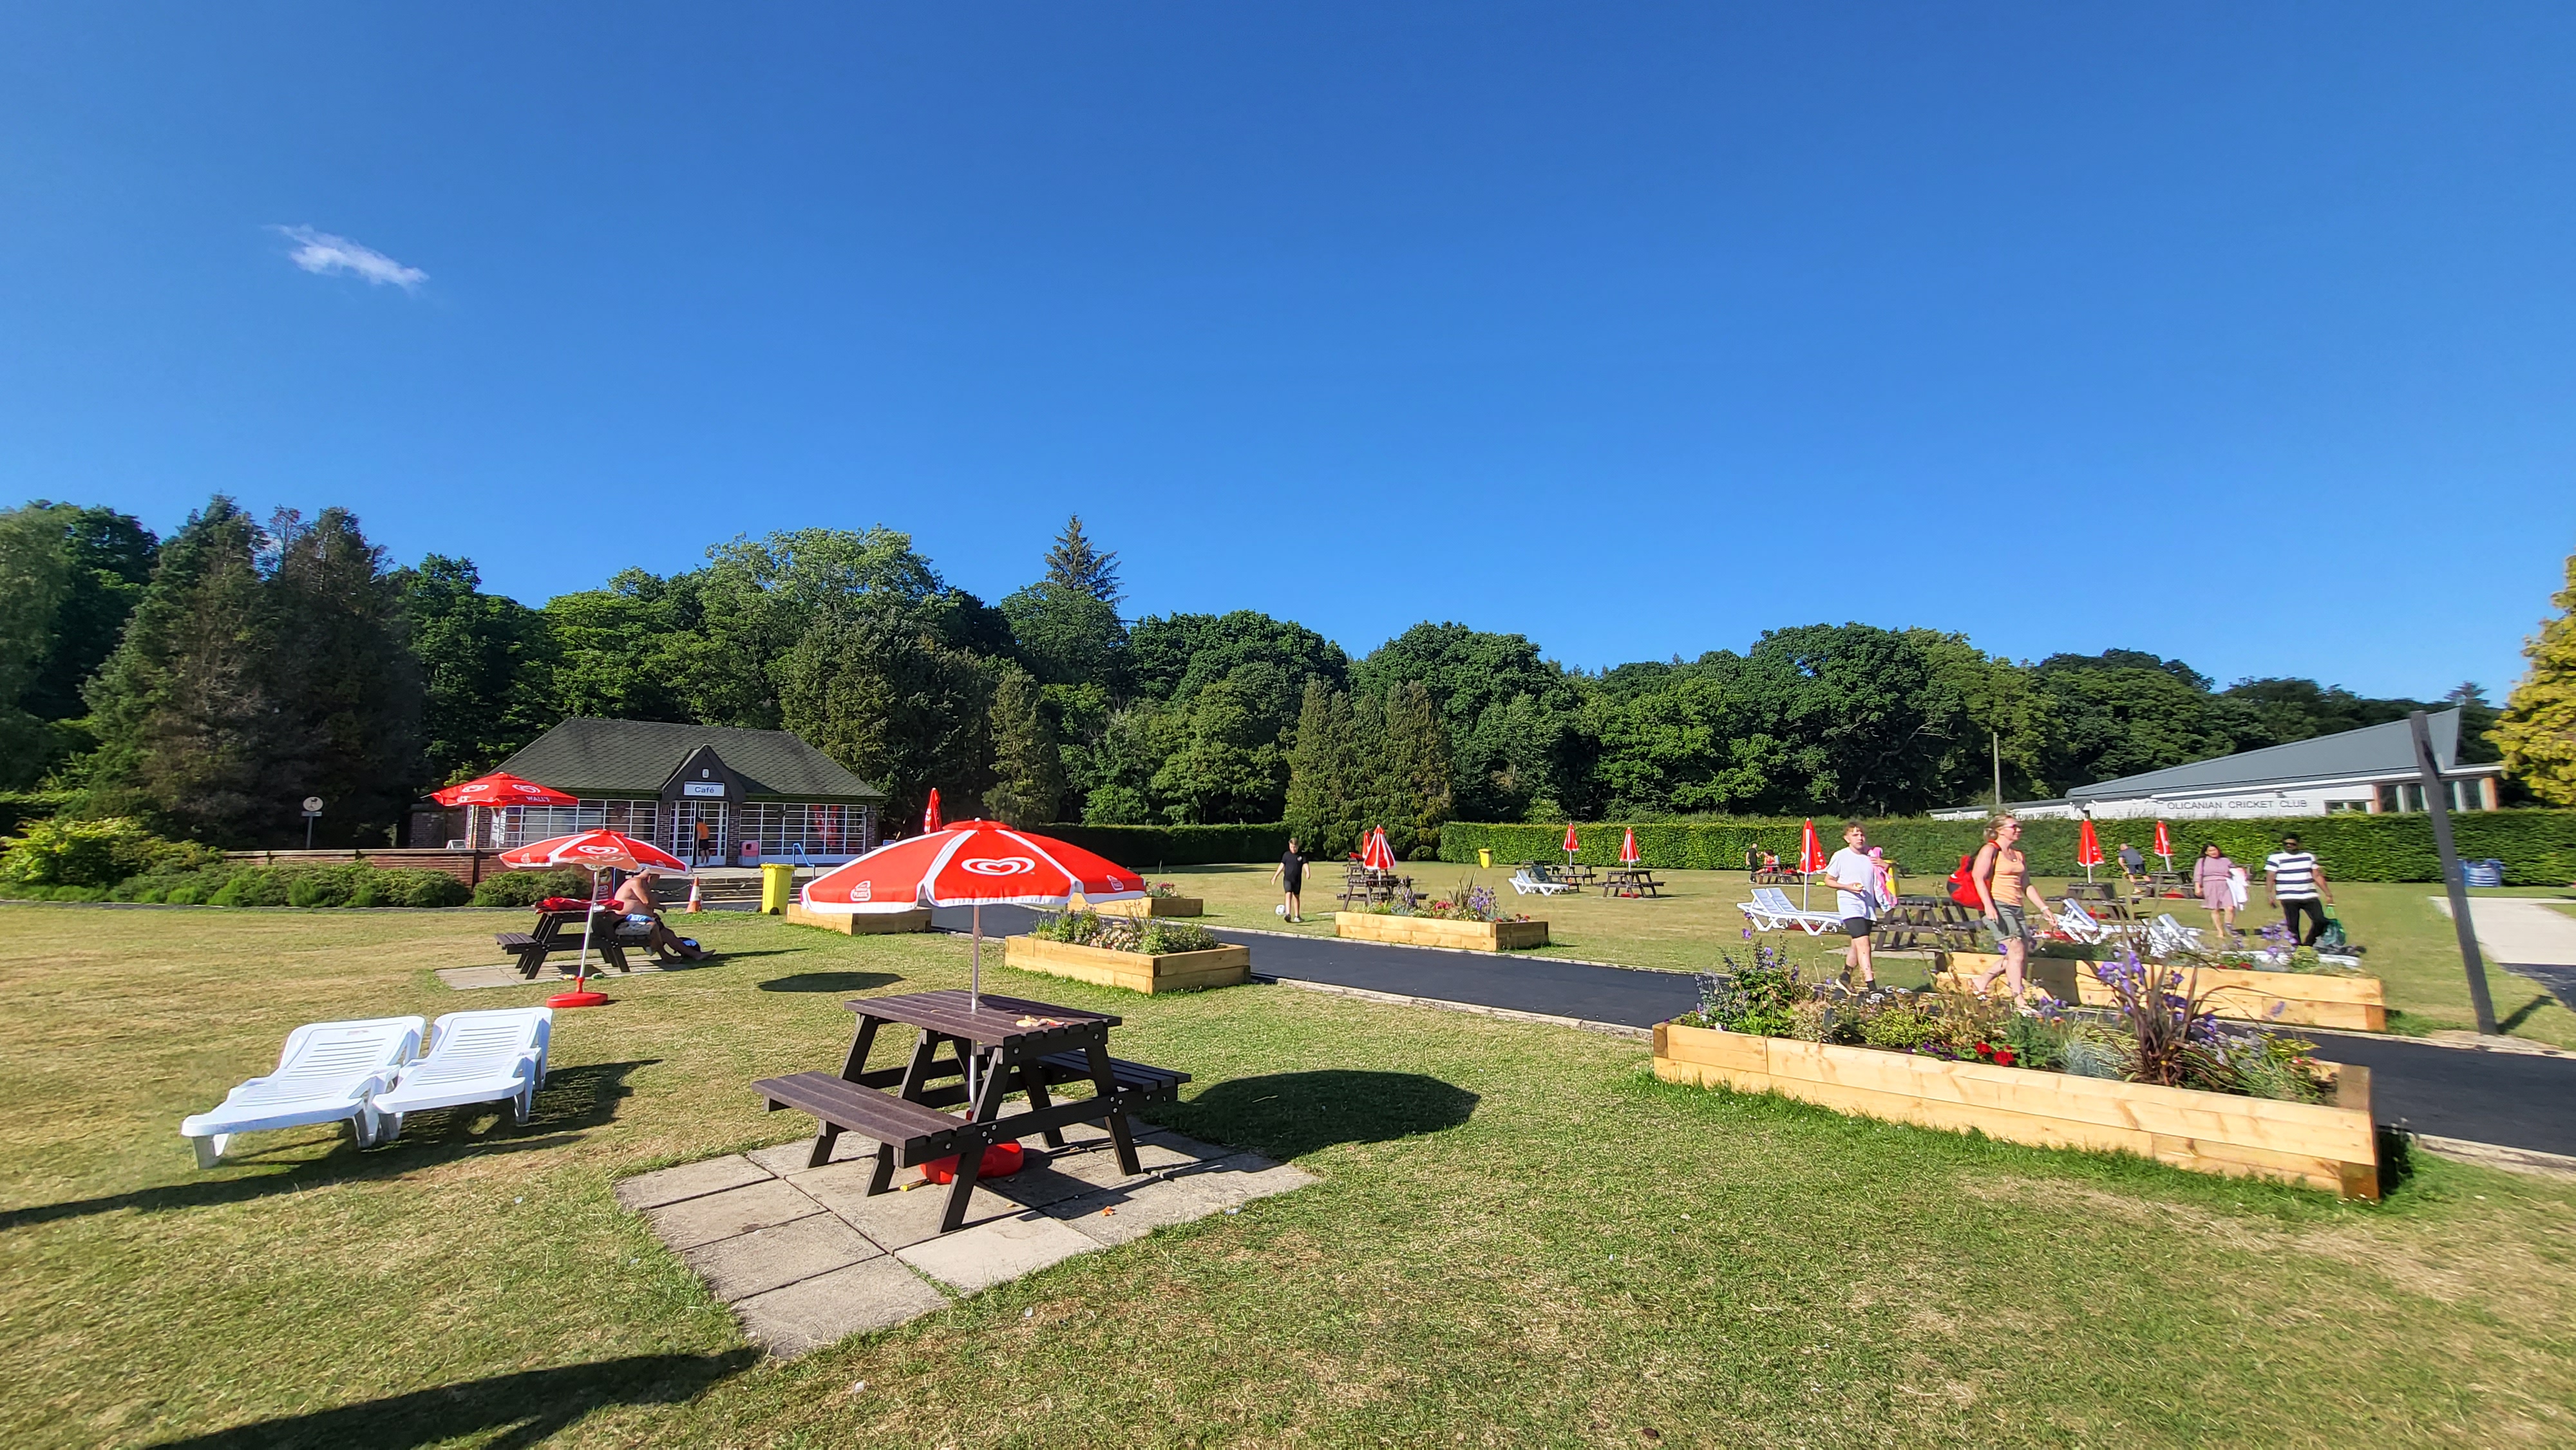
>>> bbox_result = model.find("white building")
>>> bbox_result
[1932,708,2503,822]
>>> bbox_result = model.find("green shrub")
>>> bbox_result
[1036,823,1290,869]
[471,868,592,907]
[1137,920,1224,954]
[209,869,292,907]
[0,817,216,889]
[1439,811,2576,885]
[388,870,471,908]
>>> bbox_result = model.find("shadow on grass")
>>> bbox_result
[757,970,903,994]
[0,1060,655,1232]
[144,1348,759,1449]
[2498,993,2559,1034]
[1156,1069,1478,1160]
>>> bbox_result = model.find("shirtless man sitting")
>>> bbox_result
[611,870,707,961]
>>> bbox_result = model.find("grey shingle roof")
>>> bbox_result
[2067,708,2468,801]
[495,718,886,801]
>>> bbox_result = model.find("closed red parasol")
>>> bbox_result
[1618,826,1641,866]
[499,831,693,1008]
[2076,817,2105,883]
[1562,822,1579,867]
[1797,818,1828,910]
[922,788,943,835]
[2152,819,2173,871]
[1359,826,1398,873]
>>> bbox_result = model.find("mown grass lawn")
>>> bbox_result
[1156,865,2576,1048]
[5,902,2575,1448]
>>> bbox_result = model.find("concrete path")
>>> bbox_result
[620,1121,1312,1357]
[2431,896,2576,1012]
[932,904,2576,1158]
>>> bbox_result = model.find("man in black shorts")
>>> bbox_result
[1820,821,1880,988]
[1272,838,1307,923]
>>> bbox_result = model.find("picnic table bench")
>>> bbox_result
[494,907,647,979]
[1871,894,1985,952]
[753,989,1190,1235]
[1748,867,1804,885]
[2144,870,2195,898]
[1337,865,1414,909]
[1602,866,1662,898]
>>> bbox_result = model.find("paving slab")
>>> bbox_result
[646,1178,827,1252]
[616,1154,773,1211]
[729,1257,952,1359]
[1050,1153,1318,1247]
[895,1210,1104,1294]
[681,1213,883,1301]
[791,1159,1023,1249]
[746,1135,875,1178]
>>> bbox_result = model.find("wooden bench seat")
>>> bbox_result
[495,909,641,979]
[753,1071,971,1166]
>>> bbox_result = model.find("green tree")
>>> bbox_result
[1128,611,1347,704]
[2494,551,2576,805]
[2033,654,2237,791]
[985,667,1065,827]
[399,555,556,782]
[1355,623,1588,821]
[774,608,998,827]
[0,502,158,786]
[263,507,425,843]
[0,508,73,784]
[1042,514,1122,603]
[1379,679,1454,855]
[1149,670,1289,824]
[1283,678,1361,856]
[1079,702,1170,825]
[541,570,705,725]
[691,527,955,728]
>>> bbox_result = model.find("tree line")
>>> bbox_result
[0,495,2537,852]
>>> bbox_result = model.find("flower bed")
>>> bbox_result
[1937,954,2388,1032]
[1090,883,1204,919]
[1334,914,1549,951]
[1656,947,2379,1197]
[1005,910,1248,993]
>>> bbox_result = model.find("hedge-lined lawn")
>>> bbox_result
[6,904,2576,1447]
[1156,866,2576,1048]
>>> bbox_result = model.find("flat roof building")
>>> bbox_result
[1933,708,2503,822]
[433,717,889,866]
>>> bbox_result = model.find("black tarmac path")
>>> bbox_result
[931,905,2576,1158]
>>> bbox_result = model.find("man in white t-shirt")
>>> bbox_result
[1820,821,1882,988]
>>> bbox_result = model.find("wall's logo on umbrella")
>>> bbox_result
[961,856,1037,876]
[851,879,873,901]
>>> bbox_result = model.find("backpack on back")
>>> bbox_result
[1947,852,1987,909]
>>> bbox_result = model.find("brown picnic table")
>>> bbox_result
[493,906,648,979]
[1602,866,1662,898]
[752,990,1189,1235]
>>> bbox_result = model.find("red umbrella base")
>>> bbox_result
[547,990,612,1008]
[920,1142,1025,1184]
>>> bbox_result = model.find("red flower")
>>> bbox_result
[1993,1048,2017,1067]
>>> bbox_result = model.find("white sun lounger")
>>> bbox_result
[370,1007,553,1140]
[1510,869,1572,896]
[180,1015,426,1169]
[2145,913,2206,956]
[2054,899,2113,945]
[1739,887,1842,936]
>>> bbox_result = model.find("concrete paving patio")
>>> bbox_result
[617,1122,1316,1357]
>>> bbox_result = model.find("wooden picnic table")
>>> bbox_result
[1872,894,1984,952]
[752,989,1188,1235]
[2063,880,2118,904]
[1338,865,1413,909]
[1602,866,1662,898]
[494,906,647,979]
[2144,870,2195,898]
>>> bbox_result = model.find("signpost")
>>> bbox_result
[2410,710,2497,1035]
[302,796,323,850]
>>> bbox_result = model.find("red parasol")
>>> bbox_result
[2076,817,2105,883]
[922,788,943,835]
[1797,818,1828,910]
[1562,822,1579,867]
[2152,819,2173,871]
[1359,826,1398,873]
[1618,825,1641,866]
[498,831,693,1007]
[430,771,575,808]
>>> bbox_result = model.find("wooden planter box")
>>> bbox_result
[1653,1020,2379,1200]
[1333,912,1549,951]
[783,904,933,936]
[1937,953,2387,1032]
[1003,935,1249,994]
[1089,896,1204,919]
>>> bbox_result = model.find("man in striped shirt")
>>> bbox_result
[2264,834,2333,946]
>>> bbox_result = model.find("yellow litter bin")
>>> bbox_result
[1477,847,1492,869]
[759,862,795,915]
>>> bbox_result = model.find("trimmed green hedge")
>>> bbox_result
[1439,812,2576,887]
[1037,823,1291,869]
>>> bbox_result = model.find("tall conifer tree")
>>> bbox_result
[2495,551,2576,805]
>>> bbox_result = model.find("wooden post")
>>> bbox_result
[2412,710,2497,1035]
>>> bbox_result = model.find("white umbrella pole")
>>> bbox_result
[573,867,598,991]
[967,902,983,1102]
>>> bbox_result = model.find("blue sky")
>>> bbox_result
[5,5,2571,698]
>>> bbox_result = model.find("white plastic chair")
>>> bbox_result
[180,1016,426,1169]
[370,1007,553,1139]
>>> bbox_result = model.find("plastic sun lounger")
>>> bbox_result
[370,1007,553,1139]
[2145,913,2206,957]
[1749,887,1842,936]
[1510,870,1572,896]
[2054,899,2113,945]
[180,1015,426,1169]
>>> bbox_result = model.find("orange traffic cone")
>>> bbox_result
[683,877,702,914]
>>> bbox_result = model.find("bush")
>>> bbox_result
[209,869,292,907]
[1036,823,1290,869]
[1439,811,2576,885]
[472,869,593,907]
[0,817,216,889]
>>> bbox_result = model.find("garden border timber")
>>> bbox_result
[781,903,933,935]
[1002,935,1250,994]
[1332,912,1549,951]
[1087,896,1205,918]
[1653,1020,2380,1199]
[1933,953,2389,1032]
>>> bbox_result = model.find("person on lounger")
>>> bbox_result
[612,871,706,961]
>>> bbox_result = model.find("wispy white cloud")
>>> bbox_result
[271,225,427,290]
